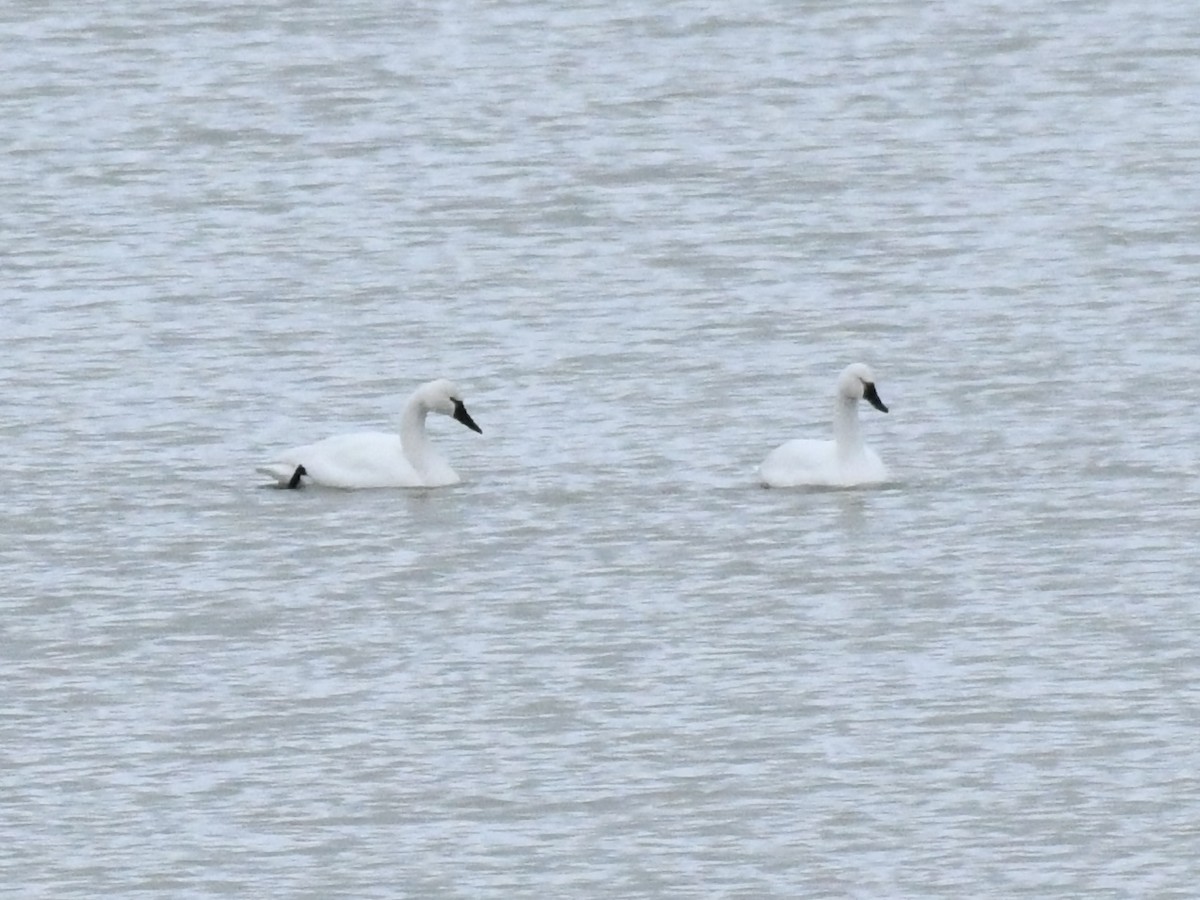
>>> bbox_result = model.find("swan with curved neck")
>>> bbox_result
[759,363,889,488]
[258,379,482,489]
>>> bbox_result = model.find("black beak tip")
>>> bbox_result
[453,400,482,434]
[863,383,888,413]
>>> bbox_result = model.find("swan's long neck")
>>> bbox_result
[400,399,441,474]
[833,396,864,459]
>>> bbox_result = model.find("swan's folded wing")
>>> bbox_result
[273,432,421,489]
[760,439,838,487]
[257,462,299,486]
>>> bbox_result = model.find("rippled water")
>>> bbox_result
[3,1,1199,896]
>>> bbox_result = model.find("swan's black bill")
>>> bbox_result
[863,382,888,413]
[286,465,307,489]
[453,400,483,433]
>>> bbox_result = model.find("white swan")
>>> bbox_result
[258,378,482,489]
[759,363,889,488]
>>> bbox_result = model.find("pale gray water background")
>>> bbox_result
[2,0,1199,896]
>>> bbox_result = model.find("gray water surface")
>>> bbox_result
[3,1,1199,896]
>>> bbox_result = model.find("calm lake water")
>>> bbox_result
[3,0,1199,896]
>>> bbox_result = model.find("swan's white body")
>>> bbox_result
[760,363,889,488]
[258,379,481,489]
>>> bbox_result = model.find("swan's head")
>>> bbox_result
[417,379,483,433]
[837,363,888,413]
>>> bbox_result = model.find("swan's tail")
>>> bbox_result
[258,462,306,489]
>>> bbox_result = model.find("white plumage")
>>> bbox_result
[760,363,889,488]
[258,379,482,489]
